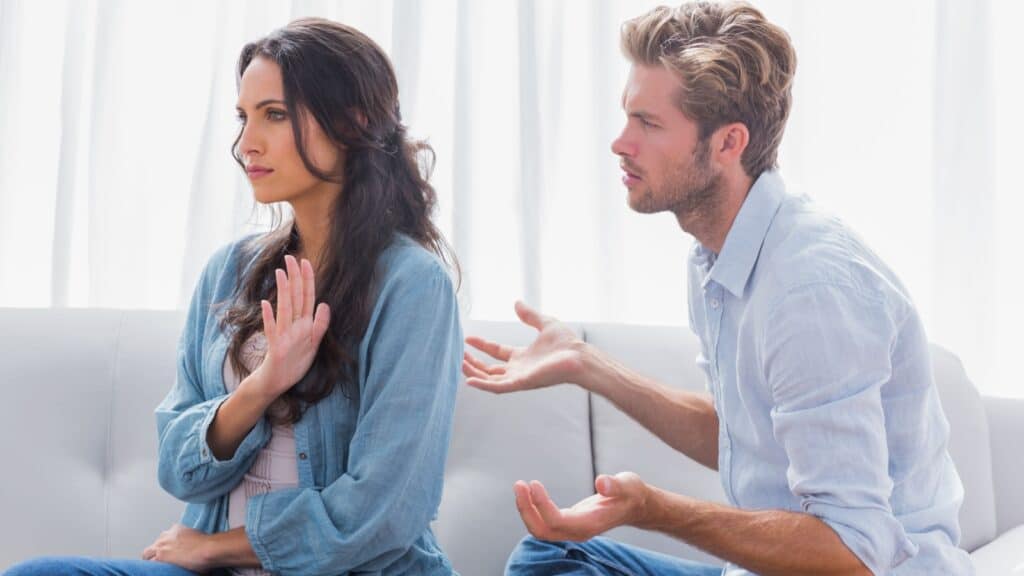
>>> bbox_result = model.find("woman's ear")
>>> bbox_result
[350,108,369,130]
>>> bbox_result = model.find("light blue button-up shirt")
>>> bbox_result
[155,234,462,575]
[687,171,973,575]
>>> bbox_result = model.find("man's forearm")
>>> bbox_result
[206,373,275,461]
[639,486,871,576]
[579,343,719,470]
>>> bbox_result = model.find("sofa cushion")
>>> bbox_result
[106,310,188,557]
[970,523,1024,575]
[0,309,123,568]
[433,320,596,575]
[583,323,726,566]
[931,344,998,551]
[984,396,1024,538]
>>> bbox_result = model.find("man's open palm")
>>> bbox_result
[462,301,585,394]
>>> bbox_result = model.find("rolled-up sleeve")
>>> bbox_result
[155,246,271,504]
[245,260,462,575]
[762,282,919,575]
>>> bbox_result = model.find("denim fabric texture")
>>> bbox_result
[154,233,462,575]
[505,537,723,576]
[3,557,201,576]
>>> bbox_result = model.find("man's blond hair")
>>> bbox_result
[621,1,797,177]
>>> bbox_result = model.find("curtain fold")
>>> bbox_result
[0,0,1020,397]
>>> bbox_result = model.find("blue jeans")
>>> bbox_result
[2,557,202,576]
[506,536,724,576]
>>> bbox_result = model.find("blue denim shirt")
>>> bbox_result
[688,171,973,575]
[155,234,462,575]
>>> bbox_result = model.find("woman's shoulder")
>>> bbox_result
[376,233,453,287]
[193,233,263,298]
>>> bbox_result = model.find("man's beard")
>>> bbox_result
[635,138,722,220]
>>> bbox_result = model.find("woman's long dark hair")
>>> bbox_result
[221,18,458,425]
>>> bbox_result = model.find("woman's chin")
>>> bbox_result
[252,188,285,205]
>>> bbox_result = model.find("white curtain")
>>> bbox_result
[0,0,1021,397]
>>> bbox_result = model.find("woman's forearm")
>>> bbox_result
[206,372,275,460]
[202,527,263,568]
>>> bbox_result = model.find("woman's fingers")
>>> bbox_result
[285,255,303,320]
[312,302,331,343]
[260,299,277,347]
[276,268,291,332]
[301,258,315,319]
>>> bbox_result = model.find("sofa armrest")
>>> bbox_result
[983,396,1024,536]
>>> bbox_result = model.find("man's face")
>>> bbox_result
[611,64,721,219]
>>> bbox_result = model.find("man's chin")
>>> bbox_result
[626,186,660,214]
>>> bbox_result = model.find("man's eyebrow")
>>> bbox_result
[235,99,286,111]
[629,110,664,123]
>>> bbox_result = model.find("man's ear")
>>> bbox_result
[713,122,750,166]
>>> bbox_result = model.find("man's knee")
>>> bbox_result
[506,535,572,573]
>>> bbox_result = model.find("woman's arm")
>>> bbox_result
[156,243,273,503]
[243,255,462,575]
[206,255,330,460]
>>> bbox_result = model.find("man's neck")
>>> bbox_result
[676,170,754,254]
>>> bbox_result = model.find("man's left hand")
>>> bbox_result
[141,523,213,572]
[514,471,651,542]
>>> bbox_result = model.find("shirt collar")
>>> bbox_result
[702,170,786,299]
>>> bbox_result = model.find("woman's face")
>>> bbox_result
[235,56,342,206]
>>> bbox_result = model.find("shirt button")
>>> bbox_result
[299,452,308,460]
[709,298,720,309]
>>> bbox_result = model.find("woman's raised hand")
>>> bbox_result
[252,254,331,400]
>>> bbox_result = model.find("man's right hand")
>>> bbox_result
[463,301,587,394]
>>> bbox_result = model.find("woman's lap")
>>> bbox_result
[3,557,199,576]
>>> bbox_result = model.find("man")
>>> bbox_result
[461,2,973,575]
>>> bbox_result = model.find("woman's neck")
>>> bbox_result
[289,185,338,269]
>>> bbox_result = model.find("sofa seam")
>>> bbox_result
[103,311,127,556]
[581,325,598,488]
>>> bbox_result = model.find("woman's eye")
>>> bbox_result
[235,114,247,124]
[267,109,287,121]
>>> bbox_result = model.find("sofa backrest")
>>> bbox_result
[435,320,596,575]
[982,396,1024,537]
[0,309,1008,572]
[930,345,998,551]
[582,323,727,566]
[0,309,184,569]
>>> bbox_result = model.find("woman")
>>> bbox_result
[6,18,462,576]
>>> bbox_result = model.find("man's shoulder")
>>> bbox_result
[755,195,899,304]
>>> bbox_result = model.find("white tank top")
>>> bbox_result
[223,333,299,576]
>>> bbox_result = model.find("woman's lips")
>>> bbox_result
[246,167,274,179]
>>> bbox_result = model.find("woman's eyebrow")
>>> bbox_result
[235,98,286,111]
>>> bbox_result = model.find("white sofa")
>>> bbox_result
[1,308,1021,574]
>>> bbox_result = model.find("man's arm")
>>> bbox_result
[463,301,719,470]
[578,343,719,470]
[513,473,871,576]
[641,484,871,576]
